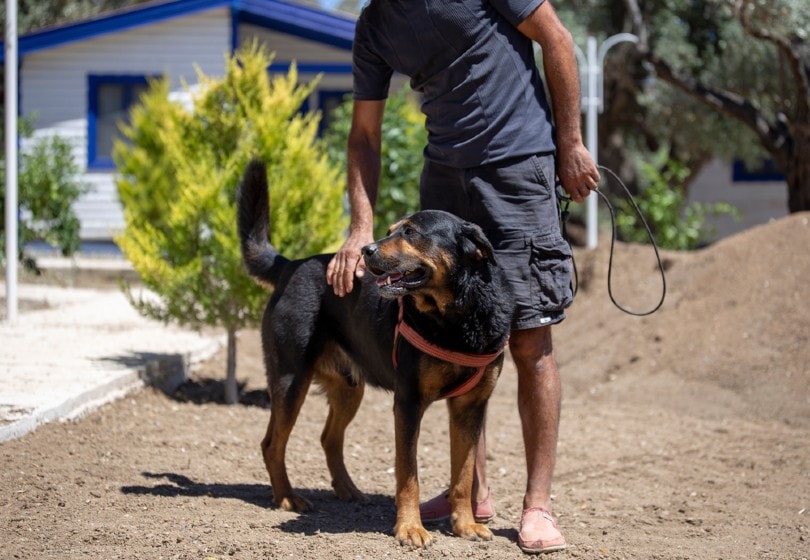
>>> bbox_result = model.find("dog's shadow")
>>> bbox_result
[121,472,397,536]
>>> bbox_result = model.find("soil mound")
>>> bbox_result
[559,211,810,428]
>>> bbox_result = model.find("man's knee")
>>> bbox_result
[509,326,554,368]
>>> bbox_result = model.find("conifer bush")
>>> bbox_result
[114,43,347,403]
[323,87,426,239]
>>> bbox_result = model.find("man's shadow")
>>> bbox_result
[121,472,397,536]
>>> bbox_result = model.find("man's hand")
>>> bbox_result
[557,143,600,204]
[327,231,374,297]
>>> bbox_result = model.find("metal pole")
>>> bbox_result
[5,0,19,322]
[581,33,639,249]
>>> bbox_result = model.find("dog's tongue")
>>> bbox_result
[377,272,404,286]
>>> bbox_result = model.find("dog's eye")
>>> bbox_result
[402,226,416,237]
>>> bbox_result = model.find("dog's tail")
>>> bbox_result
[237,159,290,287]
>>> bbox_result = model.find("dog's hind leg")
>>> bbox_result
[317,361,368,503]
[261,372,315,513]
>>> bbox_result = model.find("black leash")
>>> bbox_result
[559,165,667,316]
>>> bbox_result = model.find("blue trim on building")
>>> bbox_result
[269,62,353,74]
[235,0,355,50]
[1,0,357,62]
[230,5,240,52]
[732,159,785,183]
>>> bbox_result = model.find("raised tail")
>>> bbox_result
[237,159,290,287]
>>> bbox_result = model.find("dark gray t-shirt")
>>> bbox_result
[352,0,556,168]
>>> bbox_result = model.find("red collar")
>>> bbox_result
[392,298,506,399]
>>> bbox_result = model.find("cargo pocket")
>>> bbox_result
[529,231,574,311]
[490,230,533,316]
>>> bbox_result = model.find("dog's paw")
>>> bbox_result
[394,522,433,548]
[276,492,313,513]
[453,521,493,542]
[332,479,369,503]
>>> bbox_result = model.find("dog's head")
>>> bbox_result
[362,210,496,308]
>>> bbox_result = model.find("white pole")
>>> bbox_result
[585,36,599,249]
[582,33,639,249]
[5,0,19,322]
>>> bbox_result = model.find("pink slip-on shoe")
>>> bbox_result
[518,507,566,554]
[419,488,496,523]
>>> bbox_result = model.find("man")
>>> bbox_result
[326,0,599,553]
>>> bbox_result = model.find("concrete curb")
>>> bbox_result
[0,335,224,442]
[1,270,227,443]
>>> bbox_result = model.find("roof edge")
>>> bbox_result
[1,0,357,62]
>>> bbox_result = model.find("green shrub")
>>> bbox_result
[615,158,738,250]
[323,86,426,238]
[1,118,89,272]
[114,42,346,402]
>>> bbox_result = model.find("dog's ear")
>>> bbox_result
[459,221,497,265]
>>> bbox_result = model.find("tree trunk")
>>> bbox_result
[786,156,810,213]
[224,328,238,405]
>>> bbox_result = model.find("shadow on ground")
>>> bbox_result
[121,471,397,536]
[170,377,270,407]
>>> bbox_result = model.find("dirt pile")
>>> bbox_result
[559,211,810,428]
[1,213,808,559]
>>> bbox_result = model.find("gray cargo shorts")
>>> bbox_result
[420,152,573,330]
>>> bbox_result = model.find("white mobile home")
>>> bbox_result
[3,0,358,241]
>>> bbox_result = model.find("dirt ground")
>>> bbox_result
[2,213,809,559]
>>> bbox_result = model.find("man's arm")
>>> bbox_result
[326,99,386,296]
[517,1,600,203]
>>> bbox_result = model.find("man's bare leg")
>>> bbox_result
[510,325,560,511]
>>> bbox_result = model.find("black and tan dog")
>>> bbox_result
[237,160,513,547]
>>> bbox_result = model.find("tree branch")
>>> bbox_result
[621,0,792,158]
[734,0,810,122]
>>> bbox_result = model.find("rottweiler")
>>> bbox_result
[237,160,513,547]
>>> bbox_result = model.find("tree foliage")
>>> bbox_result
[561,0,810,212]
[615,154,738,250]
[114,43,346,402]
[323,86,426,239]
[1,0,152,34]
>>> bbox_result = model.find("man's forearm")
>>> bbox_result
[542,31,584,150]
[346,131,381,237]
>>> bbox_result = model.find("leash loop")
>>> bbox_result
[559,165,667,317]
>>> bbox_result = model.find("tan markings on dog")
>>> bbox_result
[245,245,275,290]
[393,402,432,548]
[313,341,363,389]
[387,218,407,235]
[418,245,455,313]
[446,397,493,541]
[312,343,368,503]
[261,371,316,512]
[417,359,461,398]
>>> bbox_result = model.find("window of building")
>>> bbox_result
[317,89,350,132]
[88,75,151,169]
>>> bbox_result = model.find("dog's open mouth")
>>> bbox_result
[370,266,428,293]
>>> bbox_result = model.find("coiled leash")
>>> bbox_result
[559,165,667,316]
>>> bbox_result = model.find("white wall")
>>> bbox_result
[22,8,232,240]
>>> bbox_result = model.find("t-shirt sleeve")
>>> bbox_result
[352,16,394,101]
[488,0,545,28]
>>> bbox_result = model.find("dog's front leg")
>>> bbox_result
[447,396,493,541]
[392,392,431,548]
